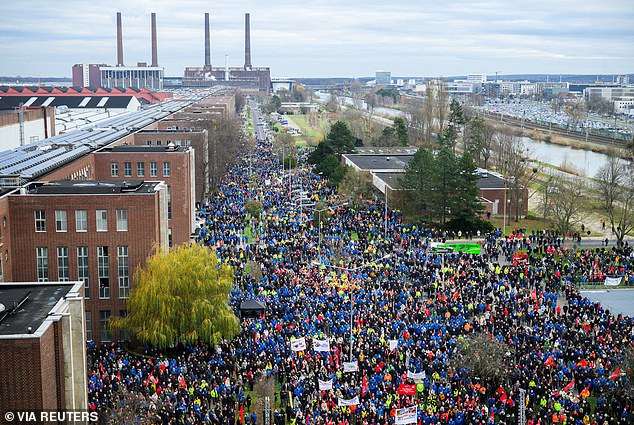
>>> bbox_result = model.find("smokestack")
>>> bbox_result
[151,13,158,67]
[204,13,211,68]
[116,12,124,66]
[244,13,252,70]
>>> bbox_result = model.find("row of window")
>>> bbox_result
[36,246,129,299]
[111,161,170,178]
[86,310,127,342]
[35,209,127,233]
[145,139,191,146]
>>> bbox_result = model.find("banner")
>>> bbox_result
[313,339,331,352]
[389,340,398,351]
[291,337,306,352]
[397,383,417,396]
[343,362,358,373]
[407,370,426,380]
[338,396,359,407]
[605,276,622,286]
[318,379,333,391]
[395,406,417,424]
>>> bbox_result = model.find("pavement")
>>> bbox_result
[580,288,634,317]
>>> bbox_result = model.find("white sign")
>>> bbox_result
[338,396,359,407]
[313,339,331,352]
[389,340,398,351]
[318,379,333,391]
[291,337,306,352]
[395,406,417,424]
[407,370,426,380]
[605,276,622,286]
[343,361,358,373]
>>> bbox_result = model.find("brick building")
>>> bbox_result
[93,145,195,245]
[0,281,86,411]
[6,181,168,342]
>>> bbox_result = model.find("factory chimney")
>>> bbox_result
[116,12,124,66]
[244,13,252,70]
[204,13,211,68]
[151,13,158,67]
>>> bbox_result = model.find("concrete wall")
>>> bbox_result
[0,108,55,151]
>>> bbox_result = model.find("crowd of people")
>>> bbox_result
[87,105,634,424]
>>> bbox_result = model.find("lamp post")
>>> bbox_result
[312,254,391,360]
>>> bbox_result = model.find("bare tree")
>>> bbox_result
[451,333,515,385]
[434,78,449,137]
[423,84,435,145]
[547,175,585,240]
[564,100,587,131]
[203,116,244,192]
[595,156,634,247]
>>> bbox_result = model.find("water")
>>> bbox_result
[520,137,612,177]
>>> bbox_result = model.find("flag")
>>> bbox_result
[580,385,590,398]
[406,371,426,380]
[562,378,575,392]
[544,355,556,367]
[318,379,333,391]
[395,406,417,425]
[291,337,306,352]
[313,339,330,352]
[397,383,417,396]
[610,368,621,380]
[362,375,368,397]
[178,375,187,389]
[575,359,588,369]
[239,404,245,424]
[338,396,359,407]
[452,290,460,301]
[343,361,358,373]
[389,340,398,351]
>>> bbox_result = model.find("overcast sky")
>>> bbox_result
[1,0,632,78]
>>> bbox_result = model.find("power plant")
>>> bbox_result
[182,13,271,93]
[72,12,165,89]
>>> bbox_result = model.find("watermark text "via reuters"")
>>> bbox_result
[3,411,99,423]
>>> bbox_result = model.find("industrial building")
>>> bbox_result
[71,12,164,90]
[182,13,271,93]
[0,106,56,151]
[0,281,86,411]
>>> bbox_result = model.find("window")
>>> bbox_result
[55,210,67,232]
[34,210,46,232]
[168,228,172,248]
[123,162,132,177]
[137,162,145,177]
[111,162,119,177]
[156,140,162,146]
[118,246,129,299]
[77,247,89,299]
[85,311,92,341]
[163,162,171,177]
[100,311,111,342]
[150,161,158,177]
[57,247,69,281]
[167,185,172,220]
[185,140,191,146]
[146,140,152,145]
[75,210,87,232]
[36,247,48,282]
[116,209,128,231]
[98,246,109,299]
[96,210,107,232]
[175,140,182,146]
[119,310,129,341]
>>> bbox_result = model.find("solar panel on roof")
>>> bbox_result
[2,147,67,174]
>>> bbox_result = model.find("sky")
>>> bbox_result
[0,0,632,79]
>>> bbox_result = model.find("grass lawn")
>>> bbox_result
[489,214,554,235]
[287,114,331,140]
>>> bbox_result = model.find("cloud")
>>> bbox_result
[0,0,632,77]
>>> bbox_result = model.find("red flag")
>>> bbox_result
[452,290,460,301]
[362,375,368,397]
[544,355,556,367]
[178,375,186,389]
[397,383,417,396]
[499,391,507,404]
[610,368,621,380]
[580,385,590,398]
[575,359,588,369]
[239,404,245,424]
[562,378,575,392]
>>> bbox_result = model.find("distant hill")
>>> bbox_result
[0,76,72,84]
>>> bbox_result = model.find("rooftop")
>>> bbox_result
[344,154,414,171]
[105,145,187,153]
[374,170,506,190]
[0,95,139,110]
[0,283,76,337]
[26,180,160,195]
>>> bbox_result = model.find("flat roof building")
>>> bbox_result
[0,281,86,411]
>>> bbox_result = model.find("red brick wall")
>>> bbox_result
[93,150,193,246]
[0,196,13,282]
[37,154,95,182]
[7,192,162,341]
[0,336,44,410]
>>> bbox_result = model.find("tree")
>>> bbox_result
[399,148,436,218]
[393,117,409,146]
[423,84,435,144]
[113,244,240,348]
[323,121,357,158]
[451,334,515,384]
[314,156,347,185]
[563,100,587,131]
[439,99,465,153]
[245,200,263,218]
[203,116,244,195]
[595,156,634,247]
[434,78,449,136]
[338,168,375,203]
[547,175,585,240]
